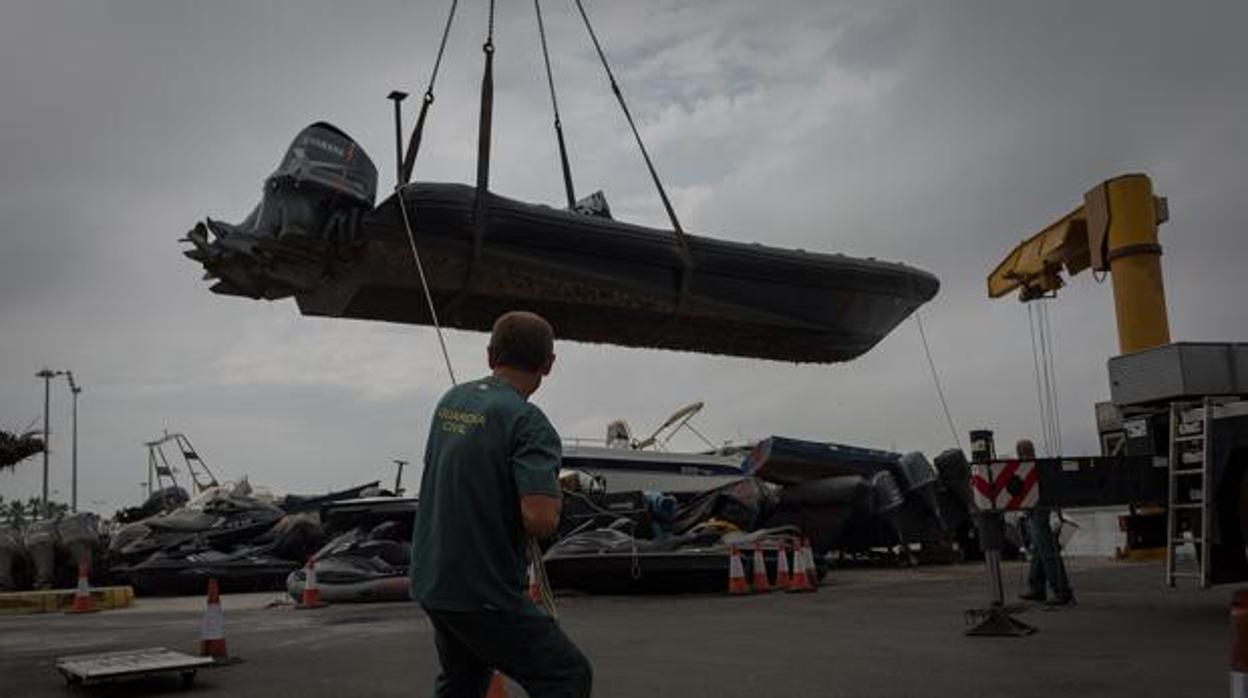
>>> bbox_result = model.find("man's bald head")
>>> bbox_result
[488,311,555,373]
[1016,439,1036,459]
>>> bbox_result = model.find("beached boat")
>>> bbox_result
[562,444,746,494]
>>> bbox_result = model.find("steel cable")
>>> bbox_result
[534,0,577,209]
[400,0,460,184]
[572,0,692,269]
[915,310,962,452]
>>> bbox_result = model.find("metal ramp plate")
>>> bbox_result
[56,647,214,687]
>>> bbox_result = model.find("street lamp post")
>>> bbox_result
[35,368,63,509]
[65,372,81,513]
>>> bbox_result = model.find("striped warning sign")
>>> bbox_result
[970,460,1040,511]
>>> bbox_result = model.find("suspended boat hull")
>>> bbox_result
[184,123,939,363]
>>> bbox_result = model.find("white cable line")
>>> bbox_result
[1036,301,1055,456]
[397,185,560,614]
[1043,304,1053,457]
[914,310,962,452]
[1038,302,1052,455]
[1026,304,1051,457]
[394,186,458,387]
[1042,302,1062,454]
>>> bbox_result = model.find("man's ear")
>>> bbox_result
[541,354,556,376]
[486,346,497,369]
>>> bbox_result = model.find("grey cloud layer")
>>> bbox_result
[1,0,1245,512]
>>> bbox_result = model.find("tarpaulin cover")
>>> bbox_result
[671,478,778,534]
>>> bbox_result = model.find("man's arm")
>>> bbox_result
[513,408,564,540]
[520,494,562,540]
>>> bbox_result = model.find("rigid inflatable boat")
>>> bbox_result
[184,123,939,363]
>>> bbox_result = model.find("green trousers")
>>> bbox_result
[423,605,592,698]
[1026,507,1073,600]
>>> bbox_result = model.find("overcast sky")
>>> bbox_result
[2,0,1245,513]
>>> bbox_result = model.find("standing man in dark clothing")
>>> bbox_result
[411,311,592,698]
[1016,438,1076,606]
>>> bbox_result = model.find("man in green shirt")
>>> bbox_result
[411,311,591,698]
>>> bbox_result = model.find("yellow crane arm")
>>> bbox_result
[987,206,1091,301]
[986,173,1172,354]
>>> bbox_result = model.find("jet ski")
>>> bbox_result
[286,522,411,603]
[124,543,300,595]
[184,123,939,363]
[110,488,286,566]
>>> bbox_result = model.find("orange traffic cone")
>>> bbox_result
[66,561,97,614]
[787,540,815,593]
[486,671,509,697]
[728,545,750,595]
[774,540,792,589]
[751,543,771,593]
[803,538,820,592]
[298,557,326,609]
[198,578,229,660]
[527,562,542,604]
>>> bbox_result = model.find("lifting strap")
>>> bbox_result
[573,0,694,303]
[464,0,497,291]
[534,0,577,210]
[399,0,459,185]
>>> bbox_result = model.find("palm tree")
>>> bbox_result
[0,428,45,472]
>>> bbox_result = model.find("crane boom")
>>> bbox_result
[987,173,1172,354]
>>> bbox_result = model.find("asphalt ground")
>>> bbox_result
[0,559,1232,697]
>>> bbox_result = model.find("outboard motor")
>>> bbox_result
[897,452,947,530]
[24,519,58,590]
[0,525,24,591]
[184,122,378,299]
[868,471,915,563]
[57,512,100,567]
[933,448,973,515]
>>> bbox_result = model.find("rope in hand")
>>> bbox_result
[397,0,557,620]
[397,184,558,618]
[394,187,457,387]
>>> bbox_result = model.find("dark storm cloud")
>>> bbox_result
[2,0,1246,512]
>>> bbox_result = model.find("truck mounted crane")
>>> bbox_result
[988,173,1248,587]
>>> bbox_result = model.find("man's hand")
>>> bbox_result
[520,494,562,540]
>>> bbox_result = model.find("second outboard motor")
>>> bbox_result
[57,512,100,567]
[24,519,58,589]
[869,471,914,563]
[898,452,947,530]
[933,448,973,514]
[0,526,24,591]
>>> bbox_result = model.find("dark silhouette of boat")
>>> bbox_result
[184,123,938,363]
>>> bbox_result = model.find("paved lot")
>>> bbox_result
[0,559,1232,697]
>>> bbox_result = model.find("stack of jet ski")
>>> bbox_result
[269,439,978,600]
[111,480,379,595]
